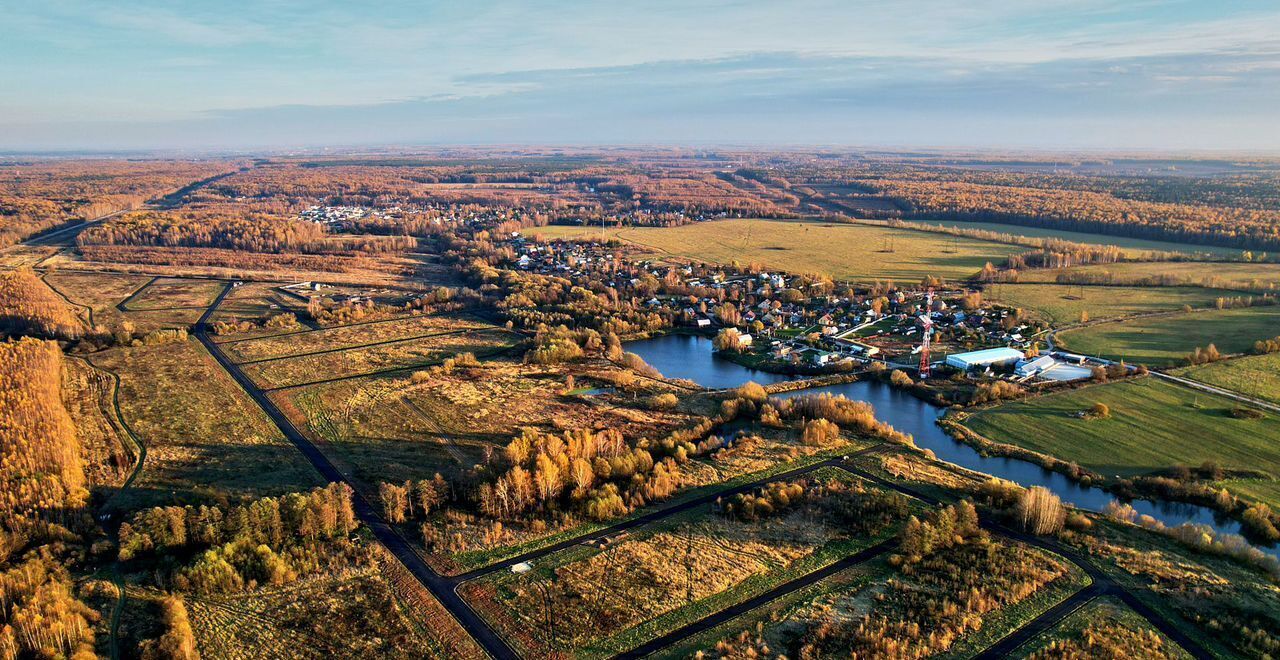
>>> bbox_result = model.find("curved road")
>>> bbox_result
[190,281,1212,659]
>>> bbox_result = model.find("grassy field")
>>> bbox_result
[1012,596,1192,659]
[1017,261,1280,293]
[242,328,521,389]
[222,313,490,362]
[532,218,1024,282]
[963,378,1280,488]
[463,469,911,658]
[657,534,1086,659]
[1056,305,1280,366]
[986,282,1232,324]
[1173,352,1280,405]
[908,219,1239,258]
[123,277,225,310]
[90,339,322,511]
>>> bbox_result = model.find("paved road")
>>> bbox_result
[191,281,1211,659]
[193,284,518,660]
[1155,371,1280,414]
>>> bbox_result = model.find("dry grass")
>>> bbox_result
[242,328,521,389]
[124,277,225,310]
[89,339,321,511]
[532,218,1022,282]
[222,313,489,362]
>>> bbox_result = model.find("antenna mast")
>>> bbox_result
[918,288,934,379]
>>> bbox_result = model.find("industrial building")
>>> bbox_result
[945,347,1025,370]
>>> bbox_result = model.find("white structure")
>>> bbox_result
[1015,355,1056,378]
[946,347,1024,370]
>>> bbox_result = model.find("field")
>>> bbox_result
[532,218,1024,282]
[908,219,1240,257]
[1055,305,1280,366]
[1014,596,1192,659]
[986,282,1232,324]
[241,328,521,389]
[220,313,489,362]
[1173,352,1280,405]
[41,270,153,325]
[462,469,911,658]
[274,358,696,487]
[659,532,1085,659]
[208,280,308,326]
[88,338,322,511]
[1016,260,1280,293]
[122,277,225,310]
[963,378,1280,499]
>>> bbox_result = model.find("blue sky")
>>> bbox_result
[3,0,1279,151]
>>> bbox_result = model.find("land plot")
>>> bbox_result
[463,469,912,658]
[89,339,321,511]
[122,277,225,310]
[1017,261,1280,293]
[1056,305,1280,366]
[909,218,1239,257]
[179,556,483,660]
[242,328,521,389]
[208,281,305,324]
[273,359,694,485]
[986,282,1233,325]
[1173,352,1280,405]
[1014,596,1192,659]
[963,378,1280,500]
[533,218,1023,282]
[1070,518,1280,659]
[43,270,153,318]
[658,522,1082,659]
[222,313,490,363]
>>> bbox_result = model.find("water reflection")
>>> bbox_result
[628,334,1276,557]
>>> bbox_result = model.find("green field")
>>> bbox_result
[532,218,1023,282]
[987,283,1232,325]
[1055,305,1280,366]
[1011,596,1192,659]
[964,378,1280,494]
[908,219,1239,258]
[1174,352,1280,405]
[1017,261,1280,293]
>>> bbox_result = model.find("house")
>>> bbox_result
[738,333,754,347]
[695,318,712,328]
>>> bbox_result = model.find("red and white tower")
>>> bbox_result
[918,289,934,379]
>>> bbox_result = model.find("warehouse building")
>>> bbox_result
[945,347,1025,370]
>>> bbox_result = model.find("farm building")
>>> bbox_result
[1015,355,1056,378]
[946,347,1025,370]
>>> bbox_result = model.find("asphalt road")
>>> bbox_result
[194,284,519,660]
[189,280,1212,660]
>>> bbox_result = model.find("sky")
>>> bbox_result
[3,0,1279,152]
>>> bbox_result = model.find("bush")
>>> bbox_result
[1089,402,1110,419]
[1016,486,1066,535]
[889,369,914,388]
[646,393,679,410]
[735,381,767,404]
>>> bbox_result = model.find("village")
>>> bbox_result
[506,232,1105,385]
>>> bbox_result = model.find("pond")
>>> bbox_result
[628,333,1277,556]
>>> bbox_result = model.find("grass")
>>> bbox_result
[963,377,1280,492]
[1056,305,1280,367]
[242,328,521,389]
[657,535,1086,660]
[907,219,1240,258]
[532,218,1024,282]
[986,283,1233,325]
[43,270,153,315]
[1011,595,1193,659]
[221,313,490,362]
[1173,352,1280,405]
[89,338,322,511]
[122,277,224,310]
[1017,261,1280,294]
[463,469,912,658]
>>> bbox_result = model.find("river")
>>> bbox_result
[627,333,1277,556]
